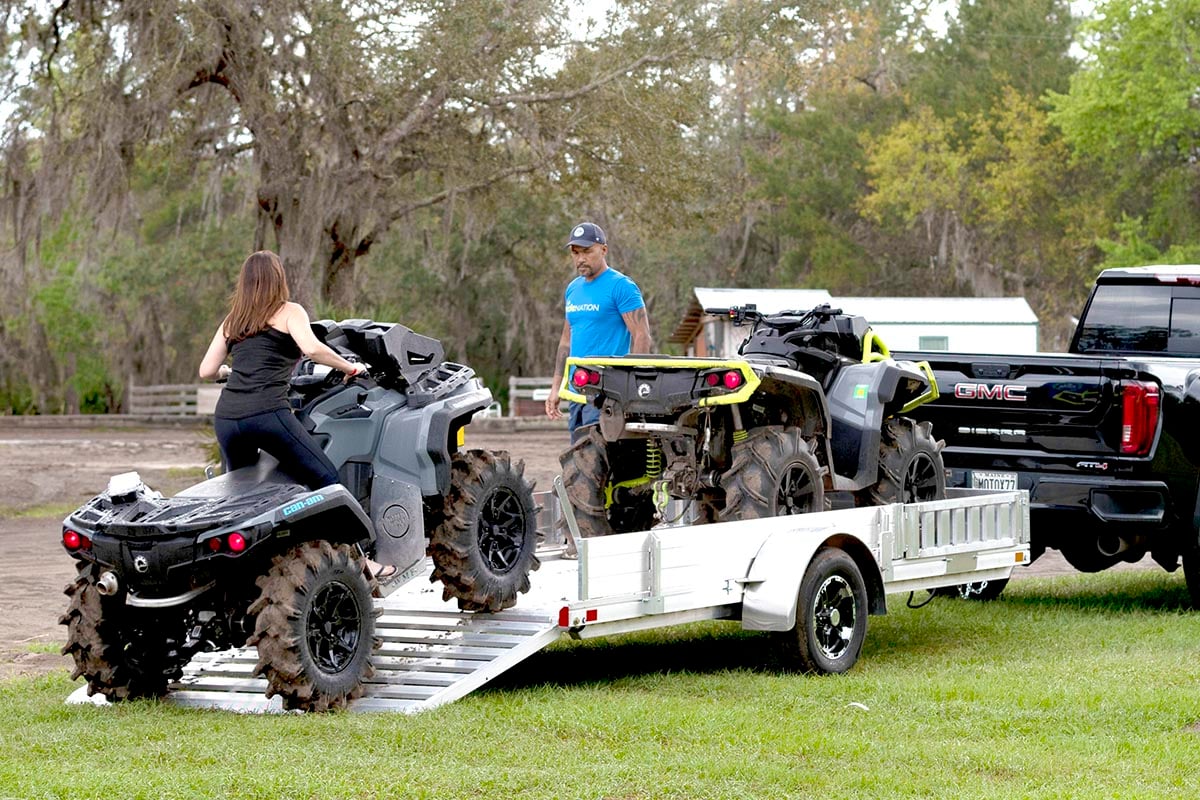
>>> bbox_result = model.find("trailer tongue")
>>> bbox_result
[68,486,1028,713]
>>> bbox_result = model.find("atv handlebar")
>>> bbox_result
[704,303,845,328]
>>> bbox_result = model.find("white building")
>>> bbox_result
[669,288,1039,357]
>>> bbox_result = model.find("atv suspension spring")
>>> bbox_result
[732,429,748,444]
[646,445,664,479]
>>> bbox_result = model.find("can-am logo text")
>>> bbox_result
[954,383,1028,402]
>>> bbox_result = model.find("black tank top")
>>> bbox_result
[214,328,302,419]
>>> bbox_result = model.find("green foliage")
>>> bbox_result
[1049,0,1200,162]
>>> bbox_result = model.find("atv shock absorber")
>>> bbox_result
[730,403,748,443]
[645,444,664,479]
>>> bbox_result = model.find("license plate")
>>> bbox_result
[971,470,1018,491]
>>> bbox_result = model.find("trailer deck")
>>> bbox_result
[67,488,1029,713]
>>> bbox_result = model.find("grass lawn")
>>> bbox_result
[3,570,1199,799]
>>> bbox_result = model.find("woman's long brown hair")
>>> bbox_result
[223,251,290,342]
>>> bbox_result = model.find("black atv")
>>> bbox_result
[60,320,539,711]
[558,303,945,535]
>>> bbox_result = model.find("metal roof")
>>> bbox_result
[828,296,1038,325]
[1097,264,1200,280]
[670,288,1038,344]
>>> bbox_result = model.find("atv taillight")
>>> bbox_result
[572,368,600,388]
[62,529,87,551]
[1120,380,1160,456]
[723,371,743,390]
[207,538,222,553]
[227,532,247,553]
[705,372,721,387]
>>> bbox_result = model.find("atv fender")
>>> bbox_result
[271,484,373,540]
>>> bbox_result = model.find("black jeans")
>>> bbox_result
[214,408,338,491]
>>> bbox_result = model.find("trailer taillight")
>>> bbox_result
[1120,380,1160,456]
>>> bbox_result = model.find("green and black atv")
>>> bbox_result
[558,303,944,536]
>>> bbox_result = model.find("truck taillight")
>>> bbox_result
[1120,380,1160,456]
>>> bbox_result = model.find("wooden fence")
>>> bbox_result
[507,376,558,417]
[127,384,222,416]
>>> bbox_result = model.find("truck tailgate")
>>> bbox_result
[894,351,1139,459]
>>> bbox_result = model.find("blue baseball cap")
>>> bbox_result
[565,222,606,248]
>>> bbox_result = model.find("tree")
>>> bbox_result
[1049,0,1200,254]
[2,0,790,308]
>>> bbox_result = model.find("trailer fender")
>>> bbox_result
[741,529,886,632]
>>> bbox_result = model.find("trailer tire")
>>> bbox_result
[869,418,945,504]
[430,450,540,612]
[60,562,172,700]
[776,548,868,674]
[249,541,377,712]
[720,426,824,521]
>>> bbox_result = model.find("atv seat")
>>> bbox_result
[178,454,307,500]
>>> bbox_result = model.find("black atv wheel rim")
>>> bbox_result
[902,452,941,503]
[813,574,856,660]
[477,486,528,575]
[777,463,818,515]
[305,581,362,675]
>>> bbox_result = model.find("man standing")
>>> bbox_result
[545,221,652,443]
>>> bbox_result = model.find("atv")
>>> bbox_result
[60,319,539,711]
[558,303,945,535]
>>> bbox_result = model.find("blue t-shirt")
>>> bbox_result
[565,267,644,363]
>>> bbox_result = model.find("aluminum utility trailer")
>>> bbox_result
[68,487,1029,713]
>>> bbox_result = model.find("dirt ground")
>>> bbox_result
[0,418,1156,681]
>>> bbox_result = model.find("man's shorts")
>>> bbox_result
[568,402,600,444]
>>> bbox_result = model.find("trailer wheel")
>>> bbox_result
[720,426,824,521]
[869,418,945,504]
[776,548,868,674]
[60,562,172,700]
[249,541,377,712]
[430,450,540,612]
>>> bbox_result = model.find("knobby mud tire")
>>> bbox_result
[868,418,946,505]
[429,450,540,612]
[560,428,616,538]
[719,426,825,521]
[60,562,171,700]
[248,541,378,712]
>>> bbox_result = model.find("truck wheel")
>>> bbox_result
[60,563,171,700]
[249,541,377,712]
[430,450,540,612]
[1183,538,1200,609]
[869,418,945,504]
[560,428,616,538]
[775,548,868,674]
[720,426,824,521]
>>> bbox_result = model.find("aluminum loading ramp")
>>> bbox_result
[162,552,578,714]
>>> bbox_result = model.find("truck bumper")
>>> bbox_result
[948,469,1169,527]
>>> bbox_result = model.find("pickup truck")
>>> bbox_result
[897,265,1200,605]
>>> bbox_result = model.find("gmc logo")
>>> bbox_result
[954,383,1028,402]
